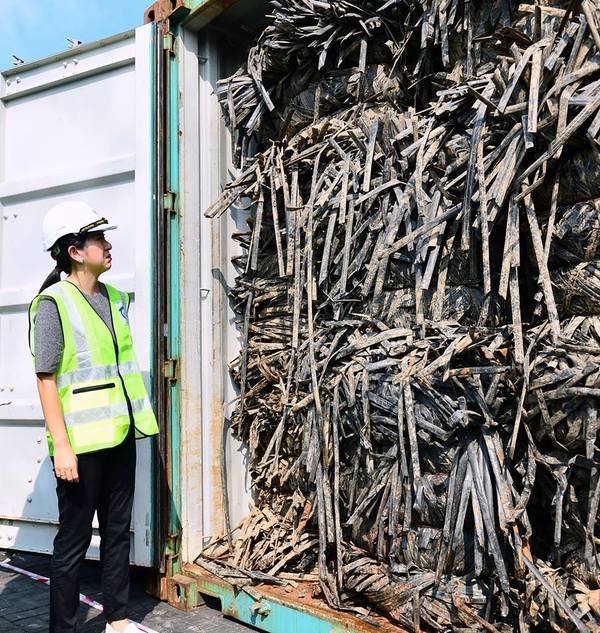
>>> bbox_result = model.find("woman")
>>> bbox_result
[28,201,159,633]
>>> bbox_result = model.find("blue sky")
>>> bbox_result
[0,0,151,71]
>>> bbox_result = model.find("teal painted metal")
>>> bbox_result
[179,0,242,25]
[162,0,237,565]
[182,0,221,13]
[147,23,158,567]
[190,572,388,633]
[166,23,182,559]
[182,0,207,8]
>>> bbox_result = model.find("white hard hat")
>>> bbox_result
[42,201,118,251]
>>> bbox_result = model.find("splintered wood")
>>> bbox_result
[200,1,600,631]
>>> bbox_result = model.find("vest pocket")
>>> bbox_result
[72,382,116,395]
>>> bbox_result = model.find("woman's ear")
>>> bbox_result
[67,244,82,264]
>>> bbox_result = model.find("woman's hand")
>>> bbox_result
[53,443,79,483]
[36,373,79,482]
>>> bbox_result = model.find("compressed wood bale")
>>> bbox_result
[544,198,600,316]
[342,551,491,631]
[557,148,600,207]
[552,261,600,316]
[201,1,600,630]
[525,317,600,584]
[366,286,488,326]
[549,198,600,267]
[533,149,600,210]
[281,65,404,138]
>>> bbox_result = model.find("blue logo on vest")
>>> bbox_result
[118,303,128,324]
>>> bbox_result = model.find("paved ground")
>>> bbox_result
[0,551,253,633]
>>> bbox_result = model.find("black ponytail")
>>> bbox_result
[37,233,88,294]
[38,266,62,294]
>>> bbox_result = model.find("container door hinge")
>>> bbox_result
[163,191,177,215]
[163,358,178,380]
[163,32,177,55]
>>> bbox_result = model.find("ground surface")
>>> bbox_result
[0,551,252,632]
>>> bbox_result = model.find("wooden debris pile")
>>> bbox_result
[201,1,600,630]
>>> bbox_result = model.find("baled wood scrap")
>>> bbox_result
[199,1,600,631]
[525,318,600,584]
[539,195,600,318]
[548,198,600,267]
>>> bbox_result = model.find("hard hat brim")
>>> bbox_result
[89,223,118,233]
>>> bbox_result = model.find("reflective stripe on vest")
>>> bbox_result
[52,283,93,369]
[64,396,152,426]
[29,280,159,455]
[56,360,141,390]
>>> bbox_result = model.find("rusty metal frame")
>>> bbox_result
[182,563,406,633]
[144,0,190,28]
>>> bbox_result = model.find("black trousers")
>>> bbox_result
[49,427,136,633]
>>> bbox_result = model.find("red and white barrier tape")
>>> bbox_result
[0,560,160,633]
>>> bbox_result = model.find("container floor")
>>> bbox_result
[0,551,253,632]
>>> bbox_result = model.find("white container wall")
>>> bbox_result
[0,25,156,566]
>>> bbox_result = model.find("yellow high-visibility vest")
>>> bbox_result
[29,280,159,455]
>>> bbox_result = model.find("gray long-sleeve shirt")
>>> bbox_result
[34,283,118,374]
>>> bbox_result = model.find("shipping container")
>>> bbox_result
[1,2,389,631]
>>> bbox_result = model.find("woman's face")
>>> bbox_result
[71,231,113,274]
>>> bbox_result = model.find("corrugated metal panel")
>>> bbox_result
[177,23,251,563]
[0,25,156,566]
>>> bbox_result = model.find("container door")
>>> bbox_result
[176,19,257,563]
[0,24,156,566]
